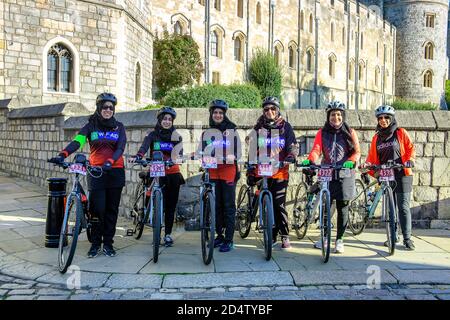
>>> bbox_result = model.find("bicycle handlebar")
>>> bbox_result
[132,158,175,168]
[296,163,345,170]
[47,159,103,174]
[358,162,406,171]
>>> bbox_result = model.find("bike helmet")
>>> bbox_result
[209,99,229,112]
[96,92,117,107]
[326,100,346,112]
[375,105,395,117]
[261,96,280,109]
[157,106,177,120]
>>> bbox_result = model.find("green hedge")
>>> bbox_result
[162,84,261,108]
[391,98,438,111]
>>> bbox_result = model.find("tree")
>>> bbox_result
[248,48,283,104]
[153,31,204,99]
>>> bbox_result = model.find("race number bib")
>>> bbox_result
[258,164,273,177]
[379,168,395,182]
[150,162,165,177]
[69,163,86,175]
[202,156,218,169]
[318,168,333,182]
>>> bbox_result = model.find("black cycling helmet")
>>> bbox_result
[96,92,117,107]
[157,106,177,120]
[209,99,229,112]
[262,96,280,109]
[326,100,346,112]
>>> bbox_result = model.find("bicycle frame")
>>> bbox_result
[199,169,216,222]
[146,177,164,228]
[256,177,274,231]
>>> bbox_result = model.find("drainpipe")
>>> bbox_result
[297,0,302,109]
[204,0,210,83]
[345,1,350,108]
[314,0,319,109]
[355,12,360,110]
[246,0,250,78]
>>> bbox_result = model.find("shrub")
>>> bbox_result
[445,80,450,107]
[391,98,438,111]
[248,48,283,103]
[141,104,164,110]
[163,84,261,108]
[153,32,203,99]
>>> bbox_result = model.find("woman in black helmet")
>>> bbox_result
[197,99,241,253]
[49,93,127,258]
[247,96,298,250]
[130,106,185,247]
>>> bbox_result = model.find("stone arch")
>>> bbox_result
[170,13,191,35]
[210,24,225,58]
[288,41,298,69]
[233,31,246,62]
[328,53,337,78]
[305,47,315,72]
[42,36,80,94]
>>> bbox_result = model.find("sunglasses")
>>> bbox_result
[264,106,277,112]
[102,105,114,111]
[213,111,224,115]
[377,116,390,120]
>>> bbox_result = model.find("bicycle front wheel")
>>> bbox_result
[152,190,163,263]
[58,193,82,274]
[292,182,309,239]
[384,187,397,256]
[320,192,331,263]
[348,179,368,236]
[201,191,215,265]
[236,184,252,239]
[262,194,274,261]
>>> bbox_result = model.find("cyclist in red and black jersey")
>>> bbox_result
[247,96,298,250]
[130,106,185,247]
[197,100,242,253]
[50,93,127,258]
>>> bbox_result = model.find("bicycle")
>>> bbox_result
[236,159,294,261]
[293,163,352,263]
[128,151,174,263]
[48,153,102,274]
[349,160,405,255]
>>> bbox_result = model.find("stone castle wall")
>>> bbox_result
[0,0,153,111]
[1,100,449,229]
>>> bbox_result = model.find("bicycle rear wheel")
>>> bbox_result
[262,194,274,261]
[320,191,331,263]
[58,193,82,274]
[292,182,309,239]
[348,179,368,235]
[201,191,215,265]
[384,187,397,256]
[152,190,162,263]
[236,185,252,239]
[131,182,146,240]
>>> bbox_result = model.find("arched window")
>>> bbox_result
[306,48,315,72]
[331,22,335,42]
[376,42,379,57]
[198,0,205,5]
[349,60,355,81]
[211,31,218,57]
[331,0,335,7]
[425,42,434,60]
[300,11,304,30]
[328,54,336,78]
[174,21,182,35]
[360,33,364,50]
[288,45,297,69]
[214,0,221,11]
[256,2,261,24]
[237,0,244,18]
[375,66,380,88]
[342,27,346,46]
[274,46,281,65]
[358,61,365,80]
[234,37,243,62]
[424,70,433,88]
[309,14,313,33]
[47,43,73,92]
[135,62,141,102]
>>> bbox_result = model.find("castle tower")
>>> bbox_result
[382,0,449,105]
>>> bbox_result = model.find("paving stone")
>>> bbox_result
[291,270,397,286]
[37,288,71,295]
[37,271,110,289]
[0,275,15,282]
[8,289,36,295]
[208,287,226,293]
[376,295,406,300]
[0,289,8,296]
[389,270,450,284]
[275,286,299,291]
[104,274,162,289]
[70,294,95,300]
[437,294,450,300]
[0,283,33,290]
[179,288,207,294]
[1,262,55,281]
[393,289,429,295]
[300,286,319,290]
[159,288,178,293]
[36,295,69,300]
[229,287,249,292]
[407,284,434,289]
[35,283,52,288]
[150,293,183,300]
[94,292,122,300]
[250,287,271,291]
[317,285,335,290]
[335,285,351,290]
[359,289,394,296]
[405,295,438,300]
[427,289,450,294]
[6,295,35,300]
[163,271,294,288]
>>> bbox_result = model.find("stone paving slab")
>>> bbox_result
[104,274,163,289]
[0,229,24,242]
[388,270,450,284]
[1,262,55,281]
[163,271,294,289]
[291,270,398,286]
[11,225,45,238]
[75,253,149,274]
[36,271,111,288]
[385,252,450,270]
[140,253,215,274]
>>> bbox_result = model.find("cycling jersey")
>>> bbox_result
[137,130,183,175]
[366,127,415,176]
[61,121,126,168]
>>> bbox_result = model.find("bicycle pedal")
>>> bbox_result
[126,229,134,236]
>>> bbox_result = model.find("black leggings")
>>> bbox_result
[268,179,289,238]
[159,174,182,235]
[213,179,237,242]
[335,200,349,240]
[89,187,123,246]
